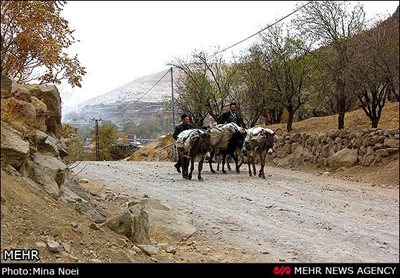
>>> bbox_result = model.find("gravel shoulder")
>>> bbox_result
[74,161,399,263]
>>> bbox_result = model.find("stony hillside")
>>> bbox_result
[1,74,104,222]
[79,69,178,107]
[1,170,237,263]
[0,75,221,263]
[62,69,180,128]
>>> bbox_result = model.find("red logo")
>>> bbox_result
[273,265,292,276]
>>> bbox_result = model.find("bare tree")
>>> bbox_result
[170,49,236,124]
[294,1,366,129]
[169,60,211,125]
[348,13,399,128]
[232,46,271,127]
[259,24,314,132]
[194,51,236,120]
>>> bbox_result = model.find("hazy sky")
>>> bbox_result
[60,1,399,109]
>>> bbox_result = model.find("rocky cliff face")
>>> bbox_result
[1,76,199,253]
[1,74,105,223]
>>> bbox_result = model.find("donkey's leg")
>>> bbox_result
[252,155,256,176]
[188,156,195,180]
[227,155,232,171]
[198,156,204,180]
[247,152,252,176]
[217,153,221,171]
[222,153,227,174]
[259,151,266,179]
[238,150,244,169]
[231,152,240,173]
[208,149,216,173]
[182,155,188,179]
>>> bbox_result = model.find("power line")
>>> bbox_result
[208,1,311,59]
[87,2,311,125]
[102,68,171,120]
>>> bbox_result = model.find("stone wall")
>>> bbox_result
[271,128,399,169]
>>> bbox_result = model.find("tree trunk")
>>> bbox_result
[337,112,345,130]
[286,106,294,132]
[276,109,283,124]
[337,97,346,130]
[371,118,379,128]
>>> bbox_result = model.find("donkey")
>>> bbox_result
[208,123,246,174]
[214,131,246,174]
[178,129,212,180]
[242,127,276,179]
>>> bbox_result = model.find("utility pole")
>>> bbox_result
[171,67,176,130]
[92,118,102,161]
[75,136,79,161]
[171,67,177,162]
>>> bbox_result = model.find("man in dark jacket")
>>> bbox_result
[173,114,199,173]
[217,102,243,127]
[172,114,198,140]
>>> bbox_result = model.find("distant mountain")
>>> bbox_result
[79,69,178,107]
[62,69,184,129]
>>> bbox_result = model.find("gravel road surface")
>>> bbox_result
[74,161,399,262]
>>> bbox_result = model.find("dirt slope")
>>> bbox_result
[1,169,262,263]
[269,101,399,135]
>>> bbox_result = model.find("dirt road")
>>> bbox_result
[74,161,399,263]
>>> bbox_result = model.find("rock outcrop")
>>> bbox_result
[1,122,30,168]
[1,75,105,223]
[129,134,174,161]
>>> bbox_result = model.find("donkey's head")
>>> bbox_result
[261,128,276,154]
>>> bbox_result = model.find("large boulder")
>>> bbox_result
[273,144,312,168]
[61,171,91,202]
[106,204,150,244]
[1,121,30,169]
[23,129,67,158]
[41,134,68,158]
[275,144,292,158]
[129,134,174,161]
[24,129,49,146]
[360,154,375,166]
[1,97,37,133]
[30,96,48,132]
[328,148,358,168]
[11,85,31,102]
[24,84,62,138]
[135,198,197,243]
[29,152,68,198]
